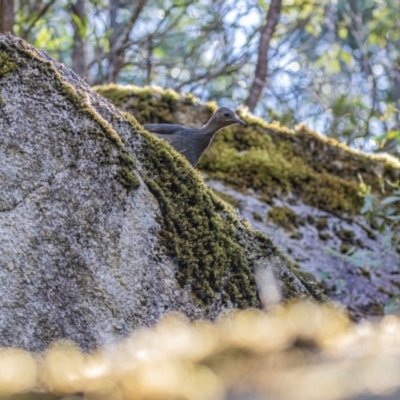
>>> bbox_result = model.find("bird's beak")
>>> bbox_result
[234,117,246,126]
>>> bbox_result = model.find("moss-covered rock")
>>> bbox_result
[95,83,400,320]
[121,112,258,306]
[95,84,400,217]
[0,35,324,351]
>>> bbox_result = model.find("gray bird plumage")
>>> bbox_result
[144,107,246,167]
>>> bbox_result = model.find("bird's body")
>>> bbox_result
[144,107,246,167]
[144,123,218,167]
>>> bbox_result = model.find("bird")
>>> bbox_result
[143,107,246,167]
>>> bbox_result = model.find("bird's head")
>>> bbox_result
[211,107,247,128]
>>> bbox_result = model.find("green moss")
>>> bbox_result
[336,229,355,242]
[318,232,331,241]
[182,92,196,104]
[0,94,4,105]
[210,188,240,209]
[0,49,17,79]
[122,111,259,308]
[199,126,364,215]
[316,217,328,230]
[115,150,139,190]
[116,166,140,190]
[340,244,351,254]
[267,206,297,231]
[252,212,263,222]
[1,45,325,305]
[118,152,137,168]
[94,84,179,125]
[114,150,139,190]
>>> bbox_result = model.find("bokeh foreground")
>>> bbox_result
[1,302,400,400]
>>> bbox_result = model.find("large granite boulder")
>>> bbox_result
[0,35,321,351]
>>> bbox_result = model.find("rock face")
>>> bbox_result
[0,35,321,351]
[94,84,400,320]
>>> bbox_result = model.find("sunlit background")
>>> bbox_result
[5,0,400,153]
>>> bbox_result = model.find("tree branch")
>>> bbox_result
[245,0,282,111]
[20,0,56,39]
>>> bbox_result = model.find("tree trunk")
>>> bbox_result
[0,0,14,34]
[71,0,86,77]
[245,0,282,112]
[107,0,121,83]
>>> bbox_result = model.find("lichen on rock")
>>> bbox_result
[0,49,17,79]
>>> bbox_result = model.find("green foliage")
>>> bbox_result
[359,179,400,315]
[360,180,400,232]
[8,0,400,154]
[15,2,73,60]
[71,14,89,40]
[321,177,400,305]
[322,245,383,296]
[384,295,400,315]
[273,0,400,152]
[325,246,382,270]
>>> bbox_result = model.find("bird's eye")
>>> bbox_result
[223,112,230,117]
